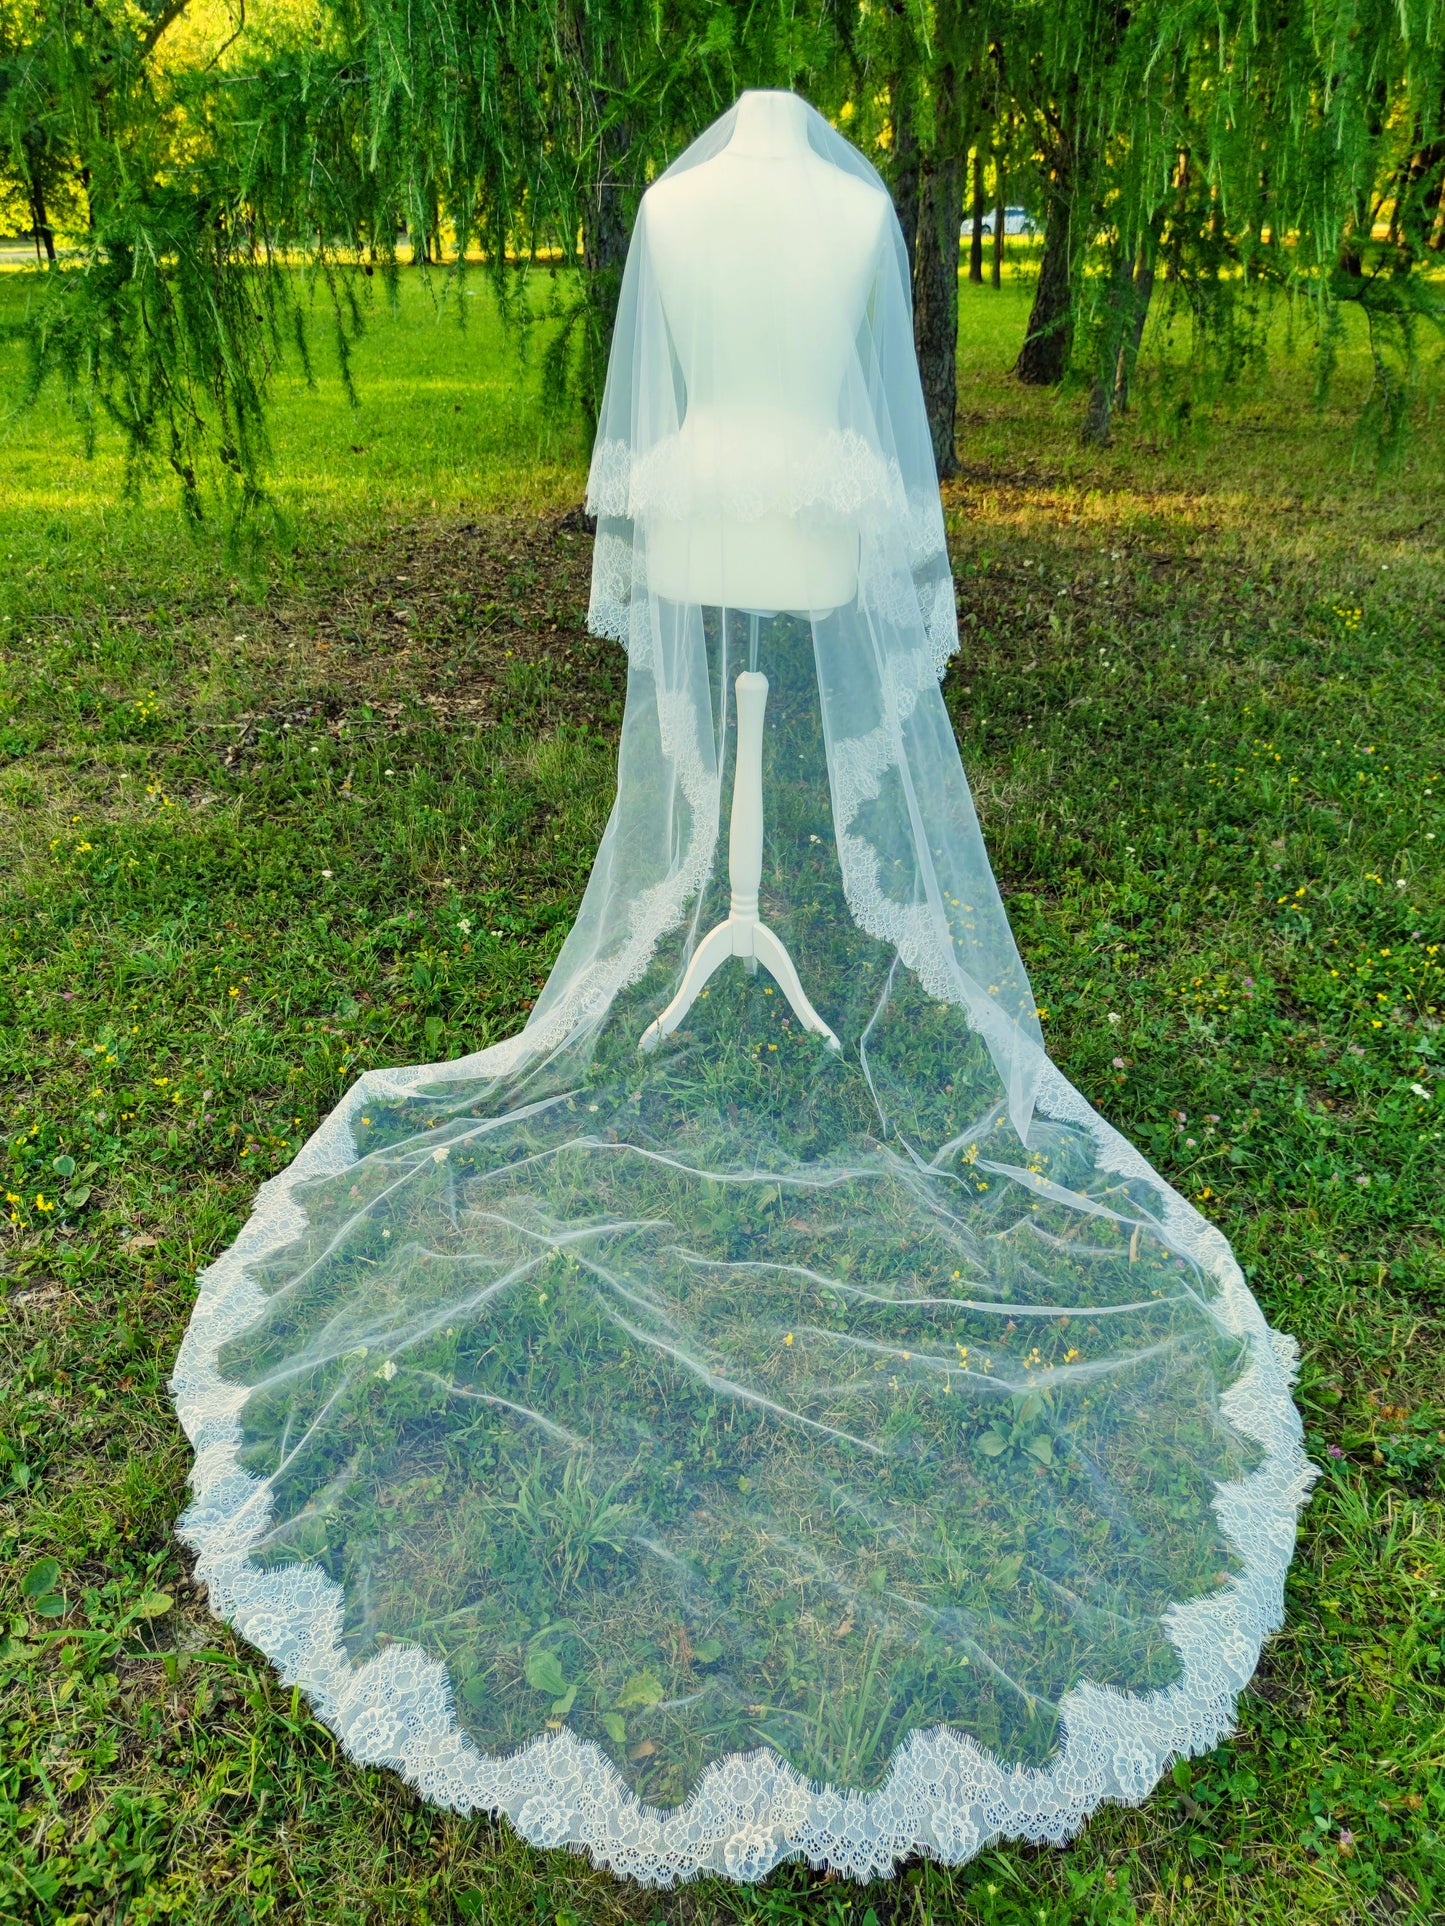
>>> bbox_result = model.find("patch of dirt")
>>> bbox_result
[202,512,627,755]
[300,512,624,708]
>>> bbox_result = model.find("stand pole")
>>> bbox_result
[640,662,840,1054]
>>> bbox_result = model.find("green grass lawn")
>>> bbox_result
[0,262,1442,1925]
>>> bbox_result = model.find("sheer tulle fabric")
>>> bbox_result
[170,98,1314,1884]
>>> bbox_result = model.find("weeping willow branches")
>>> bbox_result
[1,0,1441,518]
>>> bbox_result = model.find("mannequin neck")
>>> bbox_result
[726,91,810,160]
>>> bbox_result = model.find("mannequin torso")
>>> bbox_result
[640,92,887,613]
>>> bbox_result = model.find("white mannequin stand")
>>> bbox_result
[639,627,840,1053]
[637,91,882,1055]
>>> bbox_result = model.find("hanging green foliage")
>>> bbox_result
[1002,0,1445,444]
[1,0,1440,519]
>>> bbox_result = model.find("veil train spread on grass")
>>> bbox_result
[169,94,1315,1884]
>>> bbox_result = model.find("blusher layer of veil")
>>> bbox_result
[169,95,1314,1885]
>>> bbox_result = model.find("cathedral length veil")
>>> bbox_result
[170,95,1315,1885]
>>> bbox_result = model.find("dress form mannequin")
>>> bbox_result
[641,91,887,614]
[638,93,884,1053]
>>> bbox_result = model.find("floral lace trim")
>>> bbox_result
[588,529,639,659]
[586,437,633,520]
[588,429,919,528]
[589,437,951,558]
[586,521,956,680]
[828,651,957,1007]
[171,1004,1314,1887]
[522,683,718,1056]
[916,573,960,676]
[170,507,1307,1888]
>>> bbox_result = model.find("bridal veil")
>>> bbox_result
[170,93,1314,1884]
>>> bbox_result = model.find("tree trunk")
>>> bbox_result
[968,148,985,283]
[31,180,57,265]
[410,186,440,266]
[1163,148,1190,282]
[557,0,636,418]
[1390,132,1445,261]
[914,136,966,478]
[582,131,630,287]
[1385,158,1411,247]
[1083,244,1155,444]
[581,115,633,421]
[1430,171,1445,250]
[1083,247,1132,444]
[1113,256,1155,413]
[1254,167,1274,259]
[22,135,57,264]
[991,181,1005,286]
[890,78,921,287]
[1016,135,1074,386]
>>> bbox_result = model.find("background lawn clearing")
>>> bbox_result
[0,266,1441,1925]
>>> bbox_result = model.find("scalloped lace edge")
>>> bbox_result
[169,1021,1316,1887]
[586,524,960,678]
[586,434,946,556]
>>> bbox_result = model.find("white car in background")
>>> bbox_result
[967,206,1037,236]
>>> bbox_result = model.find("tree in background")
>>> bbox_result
[0,0,86,262]
[1012,0,1445,447]
[2,0,1441,518]
[909,1,974,478]
[860,0,1008,474]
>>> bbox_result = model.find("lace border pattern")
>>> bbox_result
[171,1033,1316,1887]
[588,430,925,530]
[585,445,958,678]
[587,529,637,655]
